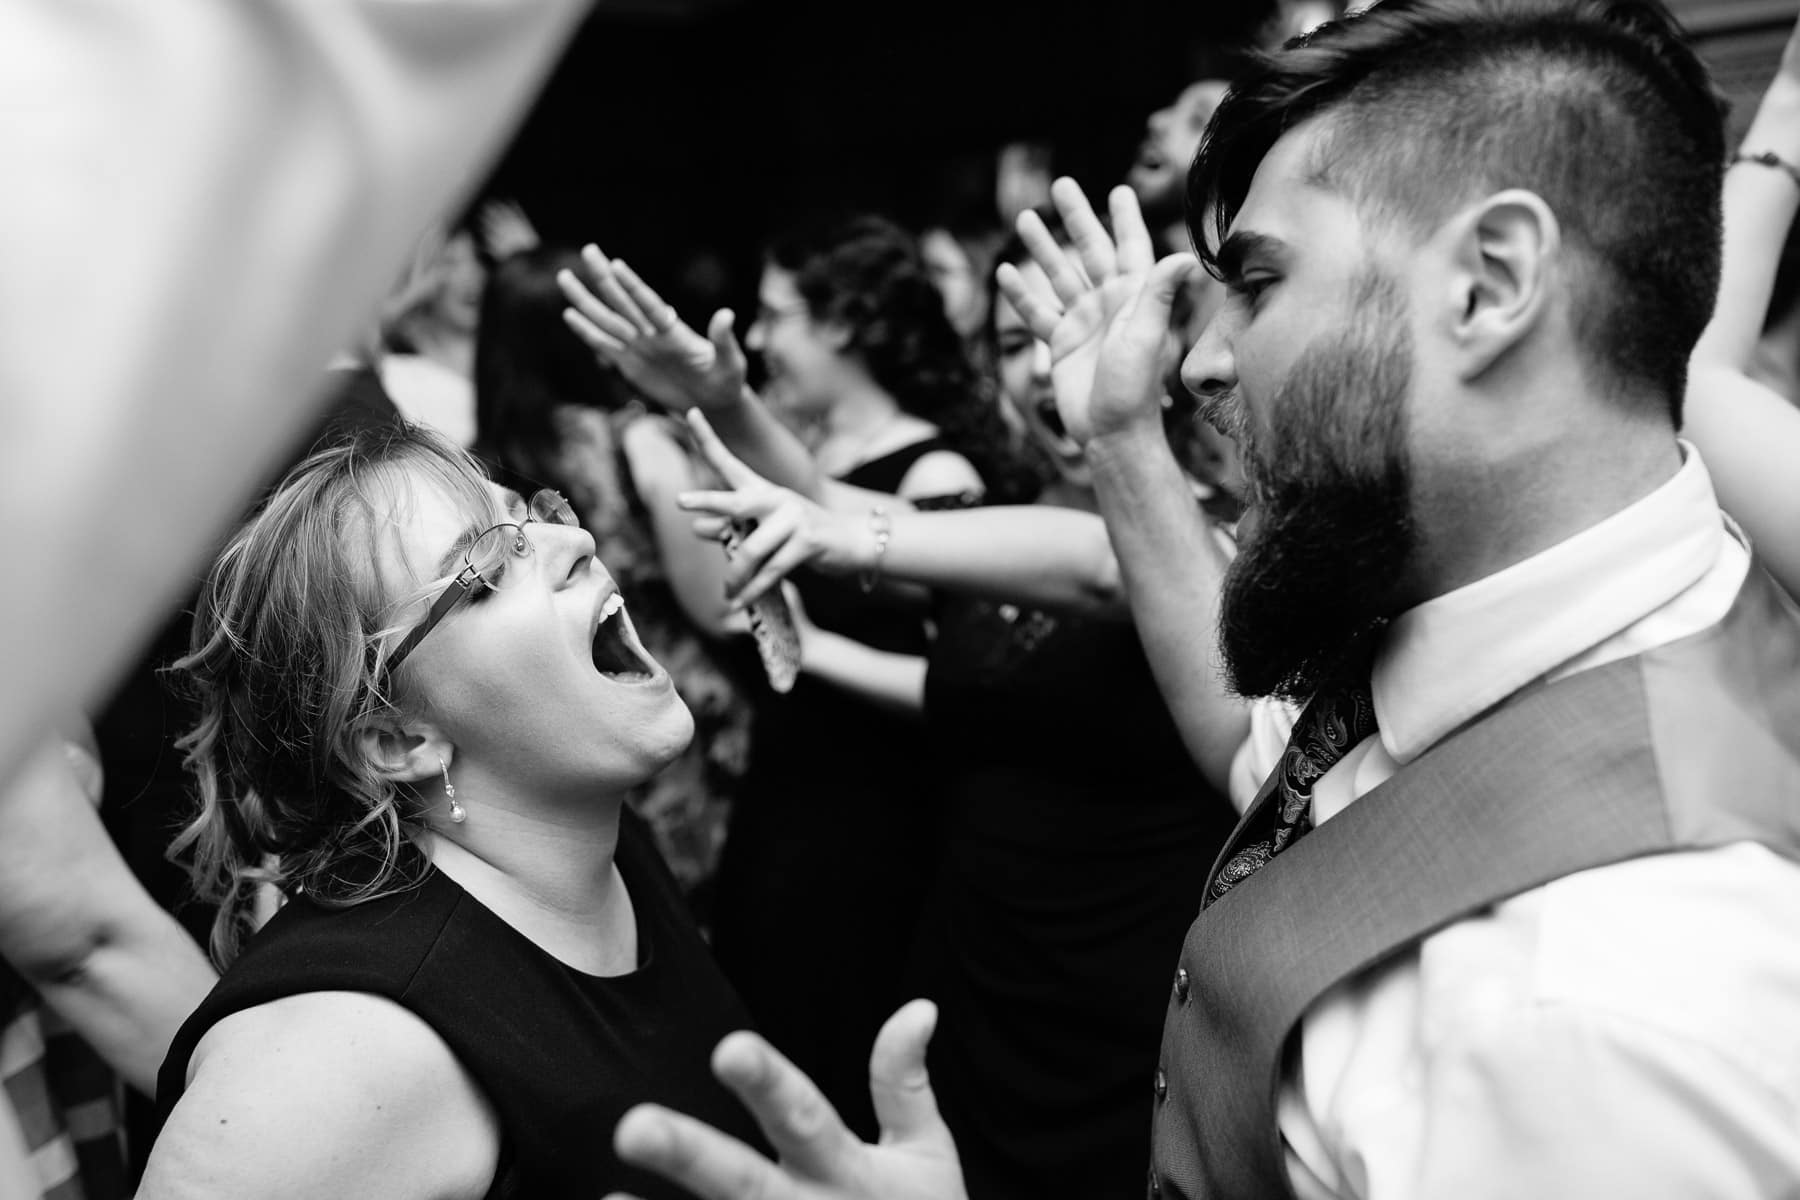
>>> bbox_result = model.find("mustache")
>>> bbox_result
[1196,388,1243,440]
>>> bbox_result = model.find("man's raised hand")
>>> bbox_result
[995,180,1198,446]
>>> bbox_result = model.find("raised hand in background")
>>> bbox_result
[560,247,750,414]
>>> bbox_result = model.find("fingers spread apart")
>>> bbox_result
[867,1000,948,1144]
[994,262,1061,342]
[712,1031,862,1179]
[577,244,656,337]
[614,1104,800,1200]
[611,259,681,334]
[559,262,638,346]
[1016,208,1091,308]
[1107,185,1157,275]
[1055,177,1118,284]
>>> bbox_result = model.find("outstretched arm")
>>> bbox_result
[786,587,927,716]
[1691,19,1800,372]
[559,250,983,515]
[0,730,215,1094]
[559,249,828,498]
[998,180,1248,791]
[1684,17,1800,595]
[679,413,1130,618]
[618,416,739,638]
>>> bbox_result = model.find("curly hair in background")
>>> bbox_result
[770,215,1042,503]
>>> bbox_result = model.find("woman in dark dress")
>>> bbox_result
[721,218,1035,1139]
[140,425,762,1200]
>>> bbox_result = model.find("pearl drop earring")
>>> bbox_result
[438,755,465,824]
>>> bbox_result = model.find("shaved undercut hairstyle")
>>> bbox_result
[1188,0,1727,422]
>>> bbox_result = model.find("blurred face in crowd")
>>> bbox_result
[430,231,488,335]
[992,260,1090,487]
[378,471,692,800]
[745,265,854,418]
[921,228,988,339]
[1128,80,1230,220]
[1183,121,1418,701]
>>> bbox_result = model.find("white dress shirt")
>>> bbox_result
[1229,448,1800,1198]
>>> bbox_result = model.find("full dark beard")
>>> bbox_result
[1218,272,1416,702]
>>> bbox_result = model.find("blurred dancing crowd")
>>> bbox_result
[2,1,1799,1198]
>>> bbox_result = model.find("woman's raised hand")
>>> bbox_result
[995,179,1198,446]
[559,246,750,413]
[678,412,863,606]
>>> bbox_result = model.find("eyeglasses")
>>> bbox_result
[384,489,578,675]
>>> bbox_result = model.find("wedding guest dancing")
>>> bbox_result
[140,425,763,1199]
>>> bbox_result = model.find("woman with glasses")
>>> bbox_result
[139,425,763,1199]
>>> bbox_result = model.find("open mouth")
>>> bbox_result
[1034,398,1081,457]
[591,592,658,684]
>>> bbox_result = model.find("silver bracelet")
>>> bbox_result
[1732,149,1800,189]
[858,504,892,594]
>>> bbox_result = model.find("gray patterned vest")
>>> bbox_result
[1147,565,1800,1199]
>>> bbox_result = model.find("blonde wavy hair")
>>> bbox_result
[172,423,494,966]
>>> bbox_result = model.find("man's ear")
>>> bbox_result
[355,715,452,787]
[816,318,853,353]
[1442,189,1560,381]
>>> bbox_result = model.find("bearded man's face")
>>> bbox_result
[1206,268,1417,702]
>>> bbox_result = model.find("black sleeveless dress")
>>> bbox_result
[708,438,954,1139]
[912,567,1240,1199]
[154,812,763,1199]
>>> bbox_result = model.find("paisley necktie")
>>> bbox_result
[1207,673,1379,904]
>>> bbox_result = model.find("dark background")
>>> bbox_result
[473,0,1800,315]
[477,0,1282,308]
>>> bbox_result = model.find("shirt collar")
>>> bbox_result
[1370,443,1726,764]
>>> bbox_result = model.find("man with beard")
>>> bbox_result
[597,2,1800,1198]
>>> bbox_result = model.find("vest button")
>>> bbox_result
[1154,1067,1168,1101]
[1173,967,1190,1003]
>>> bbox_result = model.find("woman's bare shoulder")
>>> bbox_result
[140,991,499,1200]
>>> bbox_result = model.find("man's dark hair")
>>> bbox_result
[1188,0,1728,422]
